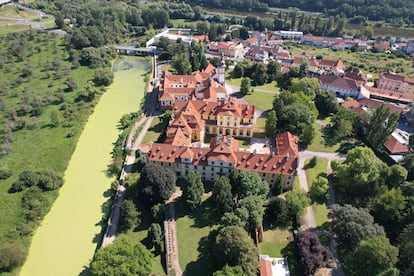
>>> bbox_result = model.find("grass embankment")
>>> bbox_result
[0,24,29,34]
[304,158,329,227]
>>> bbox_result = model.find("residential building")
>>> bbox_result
[377,71,414,94]
[206,41,244,58]
[318,75,361,98]
[279,31,303,40]
[292,57,344,75]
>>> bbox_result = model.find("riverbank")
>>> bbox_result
[20,57,149,276]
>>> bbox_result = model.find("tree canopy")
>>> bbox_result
[365,105,399,150]
[330,204,385,249]
[137,164,176,205]
[265,110,277,138]
[345,236,399,276]
[182,171,205,209]
[213,226,259,275]
[332,147,388,204]
[90,235,153,276]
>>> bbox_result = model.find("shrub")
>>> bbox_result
[0,168,12,180]
[0,241,27,272]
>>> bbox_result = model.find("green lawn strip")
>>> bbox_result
[313,203,329,226]
[175,200,217,276]
[28,16,54,23]
[304,158,329,227]
[243,91,275,111]
[141,117,163,144]
[307,122,340,153]
[259,229,293,257]
[170,19,196,28]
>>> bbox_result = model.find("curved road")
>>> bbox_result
[0,4,63,33]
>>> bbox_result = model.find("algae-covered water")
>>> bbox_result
[20,57,148,276]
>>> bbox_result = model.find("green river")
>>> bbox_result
[20,57,148,276]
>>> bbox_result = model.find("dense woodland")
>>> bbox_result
[184,0,414,26]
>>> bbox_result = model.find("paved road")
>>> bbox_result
[0,3,66,34]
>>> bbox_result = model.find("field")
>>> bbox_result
[288,44,414,78]
[0,24,29,34]
[304,158,329,227]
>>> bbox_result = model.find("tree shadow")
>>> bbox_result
[281,241,304,276]
[321,125,339,147]
[184,229,218,276]
[78,265,90,276]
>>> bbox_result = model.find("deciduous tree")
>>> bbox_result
[310,176,329,204]
[330,204,385,249]
[265,110,277,138]
[366,105,399,149]
[285,189,310,217]
[138,164,176,205]
[90,235,153,276]
[213,226,258,275]
[119,199,140,232]
[345,236,399,276]
[182,171,204,209]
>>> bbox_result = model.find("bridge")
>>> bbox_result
[113,45,156,56]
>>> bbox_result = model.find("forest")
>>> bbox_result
[183,0,414,26]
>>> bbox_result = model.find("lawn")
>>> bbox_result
[304,158,329,227]
[253,116,267,137]
[307,121,341,153]
[170,19,197,28]
[259,229,293,257]
[28,15,54,23]
[141,117,164,144]
[175,199,217,276]
[126,199,167,276]
[259,228,303,276]
[243,91,275,111]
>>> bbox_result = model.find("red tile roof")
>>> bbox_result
[319,75,359,91]
[384,135,409,154]
[142,131,299,177]
[260,259,272,276]
[365,86,414,104]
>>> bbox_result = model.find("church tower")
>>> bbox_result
[218,57,225,85]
